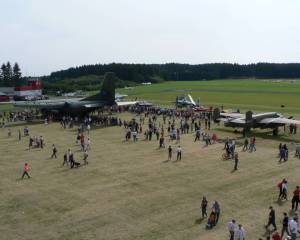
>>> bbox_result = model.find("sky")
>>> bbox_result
[0,0,299,76]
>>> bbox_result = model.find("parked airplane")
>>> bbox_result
[14,72,116,116]
[115,93,128,102]
[213,108,300,135]
[175,94,197,107]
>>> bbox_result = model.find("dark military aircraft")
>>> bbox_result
[14,72,116,116]
[213,108,300,135]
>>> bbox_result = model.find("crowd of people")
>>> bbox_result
[4,106,300,240]
[0,110,39,125]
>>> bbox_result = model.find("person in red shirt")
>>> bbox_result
[80,134,85,150]
[22,163,30,179]
[212,133,217,144]
[292,186,300,211]
[272,231,281,240]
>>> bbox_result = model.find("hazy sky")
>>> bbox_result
[0,0,299,76]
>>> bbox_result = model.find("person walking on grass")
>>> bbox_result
[21,163,30,179]
[227,219,236,240]
[281,212,289,239]
[249,136,256,152]
[62,152,68,166]
[265,206,277,231]
[235,224,245,240]
[176,145,182,161]
[292,186,300,211]
[281,180,288,201]
[233,153,239,171]
[289,217,298,240]
[279,147,286,163]
[201,196,208,218]
[277,178,287,201]
[18,129,21,141]
[242,138,249,151]
[83,149,89,165]
[51,144,57,159]
[168,145,172,161]
[212,201,221,224]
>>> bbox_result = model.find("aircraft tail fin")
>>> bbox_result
[82,72,116,104]
[188,94,196,106]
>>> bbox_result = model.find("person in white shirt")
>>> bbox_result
[176,146,182,161]
[227,219,236,240]
[132,131,137,142]
[83,149,88,165]
[281,180,288,200]
[87,124,91,134]
[289,218,298,240]
[85,138,91,150]
[235,224,245,240]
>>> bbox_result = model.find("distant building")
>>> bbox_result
[0,87,14,96]
[14,78,42,97]
[0,78,42,100]
[0,91,10,102]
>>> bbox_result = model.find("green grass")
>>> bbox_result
[1,113,300,240]
[117,79,300,115]
[0,103,14,112]
[2,79,300,239]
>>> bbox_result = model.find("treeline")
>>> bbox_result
[42,74,136,93]
[48,63,300,82]
[0,62,22,87]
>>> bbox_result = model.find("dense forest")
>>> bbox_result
[41,62,300,93]
[4,62,300,93]
[48,63,300,82]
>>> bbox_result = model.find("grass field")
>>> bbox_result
[2,79,300,239]
[1,112,300,240]
[3,79,300,116]
[118,79,300,116]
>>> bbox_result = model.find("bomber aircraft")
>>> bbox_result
[213,108,300,136]
[14,72,116,116]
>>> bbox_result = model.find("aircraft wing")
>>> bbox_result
[259,118,300,125]
[217,118,231,122]
[218,117,245,124]
[84,103,105,108]
[14,100,66,108]
[230,118,246,124]
[220,112,244,119]
[116,101,137,106]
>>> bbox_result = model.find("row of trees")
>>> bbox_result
[48,63,300,83]
[0,62,22,87]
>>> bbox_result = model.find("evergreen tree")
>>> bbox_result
[0,64,5,86]
[5,62,13,86]
[13,62,22,86]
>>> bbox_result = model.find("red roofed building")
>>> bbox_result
[14,79,42,97]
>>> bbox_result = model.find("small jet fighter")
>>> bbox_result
[175,94,197,107]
